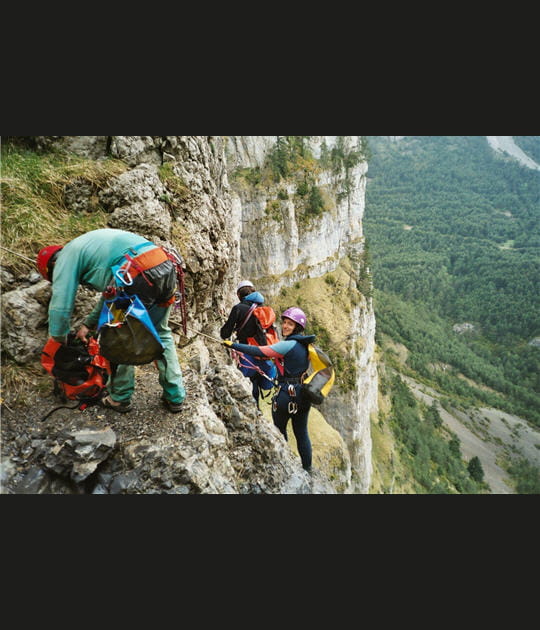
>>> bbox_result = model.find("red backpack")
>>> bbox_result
[239,304,279,347]
[41,334,111,410]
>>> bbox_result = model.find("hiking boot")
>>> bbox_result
[162,396,183,413]
[102,395,133,413]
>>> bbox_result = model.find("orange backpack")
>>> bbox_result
[239,304,279,347]
[41,335,111,410]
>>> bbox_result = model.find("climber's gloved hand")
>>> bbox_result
[222,339,233,347]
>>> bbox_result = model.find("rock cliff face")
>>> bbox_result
[226,136,366,283]
[1,135,377,494]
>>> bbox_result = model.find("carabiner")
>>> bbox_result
[115,266,133,286]
[288,401,298,415]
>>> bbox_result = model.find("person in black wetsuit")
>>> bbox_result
[223,306,314,472]
[220,280,276,406]
[220,281,265,345]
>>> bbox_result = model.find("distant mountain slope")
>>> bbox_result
[364,136,540,493]
[365,136,540,344]
[486,136,540,171]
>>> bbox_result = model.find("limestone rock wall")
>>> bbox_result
[226,136,367,289]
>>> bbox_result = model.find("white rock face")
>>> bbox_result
[320,298,378,493]
[100,164,172,239]
[225,136,276,169]
[228,136,367,287]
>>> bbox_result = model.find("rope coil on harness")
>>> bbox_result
[230,350,277,384]
[162,245,188,335]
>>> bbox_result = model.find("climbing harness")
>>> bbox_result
[288,384,298,414]
[229,349,276,401]
[112,245,188,335]
[271,384,299,414]
[98,242,187,364]
[113,245,168,287]
[271,374,306,415]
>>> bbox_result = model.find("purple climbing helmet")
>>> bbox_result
[281,307,307,329]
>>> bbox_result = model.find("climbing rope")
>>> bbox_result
[231,349,276,384]
[187,326,277,385]
[162,245,188,335]
[0,245,35,262]
[40,402,81,422]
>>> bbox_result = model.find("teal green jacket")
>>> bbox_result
[48,228,155,338]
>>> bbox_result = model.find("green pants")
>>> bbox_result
[109,305,186,404]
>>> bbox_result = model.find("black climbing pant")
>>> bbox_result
[272,384,312,470]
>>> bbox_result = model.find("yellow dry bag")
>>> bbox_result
[301,344,335,405]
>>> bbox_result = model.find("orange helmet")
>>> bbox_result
[36,245,63,280]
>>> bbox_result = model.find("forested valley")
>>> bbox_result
[364,136,540,493]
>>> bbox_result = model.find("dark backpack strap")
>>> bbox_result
[237,303,257,334]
